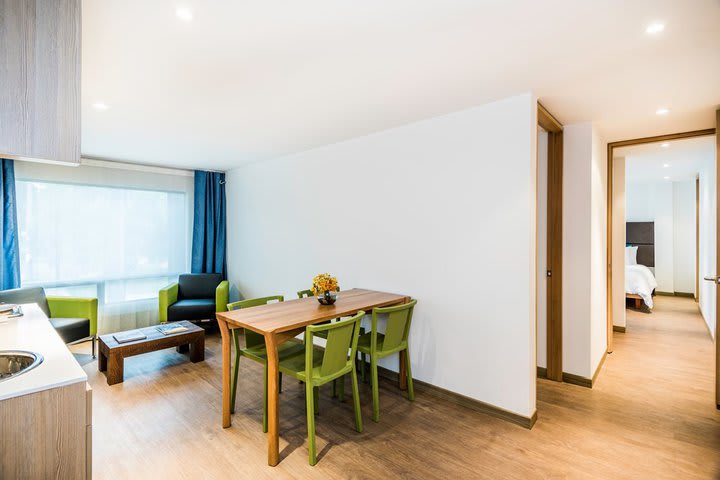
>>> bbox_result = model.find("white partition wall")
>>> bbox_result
[226,94,538,418]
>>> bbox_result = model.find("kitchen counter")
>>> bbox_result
[0,303,87,401]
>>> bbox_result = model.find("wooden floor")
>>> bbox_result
[72,296,720,479]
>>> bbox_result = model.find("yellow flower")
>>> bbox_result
[312,273,338,295]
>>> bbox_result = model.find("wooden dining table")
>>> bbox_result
[215,288,411,466]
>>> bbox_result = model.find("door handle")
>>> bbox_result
[703,275,720,283]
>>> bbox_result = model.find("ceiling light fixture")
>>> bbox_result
[664,176,670,180]
[663,163,670,168]
[93,102,108,110]
[646,22,665,34]
[661,142,670,148]
[176,7,193,21]
[656,107,670,116]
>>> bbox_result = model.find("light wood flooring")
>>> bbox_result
[72,296,720,479]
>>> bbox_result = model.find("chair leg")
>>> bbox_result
[231,330,242,415]
[332,379,337,398]
[306,383,317,465]
[338,374,345,402]
[371,355,380,423]
[279,372,283,394]
[360,353,367,383]
[351,368,363,433]
[262,363,268,433]
[92,336,96,359]
[405,349,414,401]
[313,386,320,416]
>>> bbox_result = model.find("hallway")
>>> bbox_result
[536,295,720,479]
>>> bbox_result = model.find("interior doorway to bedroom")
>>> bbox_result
[607,125,719,409]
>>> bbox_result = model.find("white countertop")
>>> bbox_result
[0,303,87,401]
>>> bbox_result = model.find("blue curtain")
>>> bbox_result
[1,159,21,290]
[191,170,227,278]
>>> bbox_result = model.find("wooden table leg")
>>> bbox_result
[98,349,107,372]
[265,333,280,466]
[189,334,205,362]
[176,344,189,353]
[106,353,124,386]
[399,349,408,391]
[217,317,232,428]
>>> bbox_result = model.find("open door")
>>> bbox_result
[716,109,720,410]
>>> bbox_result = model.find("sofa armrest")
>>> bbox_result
[216,280,229,313]
[159,282,179,323]
[46,297,99,336]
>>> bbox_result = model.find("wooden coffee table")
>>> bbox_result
[98,321,205,385]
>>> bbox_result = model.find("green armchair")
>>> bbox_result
[0,287,98,357]
[159,273,229,324]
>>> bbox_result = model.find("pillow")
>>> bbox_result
[625,246,638,266]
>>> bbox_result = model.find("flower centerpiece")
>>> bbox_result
[312,273,339,305]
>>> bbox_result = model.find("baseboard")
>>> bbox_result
[656,291,695,298]
[613,325,626,333]
[537,366,547,379]
[374,364,536,429]
[561,372,592,388]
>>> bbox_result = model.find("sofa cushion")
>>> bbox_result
[0,287,51,317]
[49,317,90,344]
[167,299,216,322]
[178,273,222,300]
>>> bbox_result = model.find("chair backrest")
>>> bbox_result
[227,295,283,348]
[307,311,364,379]
[297,286,340,298]
[178,273,222,299]
[0,287,50,317]
[371,299,417,352]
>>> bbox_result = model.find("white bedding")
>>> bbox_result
[625,264,658,308]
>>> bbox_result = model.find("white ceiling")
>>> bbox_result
[619,135,715,183]
[81,0,720,170]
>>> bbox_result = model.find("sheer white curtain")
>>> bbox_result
[15,160,193,333]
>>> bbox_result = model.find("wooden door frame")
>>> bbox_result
[538,103,563,382]
[606,127,716,354]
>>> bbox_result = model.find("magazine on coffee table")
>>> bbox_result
[157,323,189,335]
[113,330,147,344]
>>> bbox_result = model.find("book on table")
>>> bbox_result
[156,323,189,335]
[113,330,147,344]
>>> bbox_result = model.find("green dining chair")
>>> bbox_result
[227,295,305,432]
[271,311,365,465]
[357,299,417,422]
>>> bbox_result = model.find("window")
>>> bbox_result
[16,179,190,331]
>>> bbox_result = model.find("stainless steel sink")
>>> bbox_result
[0,351,43,382]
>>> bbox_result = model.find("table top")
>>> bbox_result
[216,288,411,335]
[99,320,204,350]
[0,304,87,401]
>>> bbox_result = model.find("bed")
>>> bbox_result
[625,221,658,309]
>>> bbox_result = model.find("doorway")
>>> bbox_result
[606,121,719,408]
[537,103,563,382]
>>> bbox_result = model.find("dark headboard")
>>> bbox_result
[626,222,655,268]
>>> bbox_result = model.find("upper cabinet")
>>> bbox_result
[0,0,81,164]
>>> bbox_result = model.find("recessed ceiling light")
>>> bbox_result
[646,22,665,34]
[176,7,193,21]
[656,108,670,116]
[93,102,108,111]
[661,142,670,148]
[664,176,670,180]
[663,163,670,168]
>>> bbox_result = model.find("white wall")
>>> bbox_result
[625,180,696,294]
[612,157,626,328]
[537,128,548,368]
[673,181,696,294]
[699,156,716,337]
[226,94,538,417]
[562,123,607,379]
